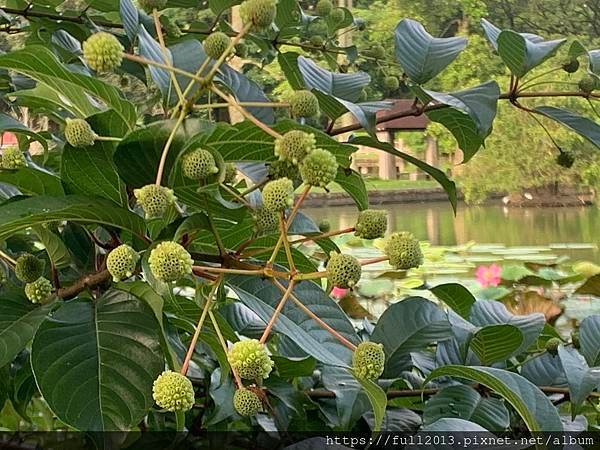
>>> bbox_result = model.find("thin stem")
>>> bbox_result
[207,211,226,256]
[259,280,295,344]
[360,255,389,266]
[204,23,252,81]
[220,183,252,208]
[285,185,311,228]
[588,98,600,119]
[153,9,185,107]
[0,249,17,266]
[193,102,289,110]
[193,265,264,276]
[293,270,327,281]
[181,276,222,375]
[240,178,268,197]
[123,53,204,84]
[518,67,562,90]
[290,227,355,245]
[280,213,296,273]
[95,135,122,142]
[208,309,242,387]
[273,279,356,351]
[527,110,562,150]
[518,80,578,92]
[155,107,186,186]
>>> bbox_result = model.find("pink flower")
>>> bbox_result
[331,287,349,299]
[475,264,502,288]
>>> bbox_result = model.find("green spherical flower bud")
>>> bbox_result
[545,337,561,356]
[82,32,124,73]
[352,341,385,380]
[384,232,423,270]
[578,76,597,93]
[240,0,277,30]
[318,219,331,233]
[24,277,53,304]
[571,330,580,349]
[182,149,219,181]
[233,388,262,416]
[310,35,325,47]
[134,184,176,219]
[300,148,338,188]
[326,252,361,288]
[235,42,248,58]
[1,146,26,169]
[253,206,279,235]
[268,160,300,181]
[64,118,97,148]
[330,8,345,23]
[224,163,237,184]
[152,370,194,412]
[148,241,193,283]
[274,130,316,165]
[138,0,167,13]
[204,32,231,60]
[262,177,294,212]
[289,90,320,118]
[366,44,385,59]
[562,58,579,73]
[383,76,400,91]
[315,0,333,16]
[106,244,138,282]
[228,339,274,381]
[557,150,575,168]
[355,209,387,239]
[15,253,44,283]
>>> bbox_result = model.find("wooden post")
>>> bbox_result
[377,130,396,180]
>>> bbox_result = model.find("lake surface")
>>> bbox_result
[305,201,600,263]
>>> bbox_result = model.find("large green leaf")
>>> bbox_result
[0,291,52,368]
[34,226,71,269]
[426,366,563,431]
[0,46,136,128]
[0,195,146,240]
[430,283,476,319]
[31,291,163,431]
[394,19,467,84]
[334,169,368,211]
[497,30,565,78]
[61,110,129,205]
[0,167,64,196]
[423,385,510,430]
[350,369,387,432]
[0,112,47,150]
[469,324,523,365]
[349,136,457,212]
[558,345,600,416]
[371,297,452,377]
[579,315,600,366]
[226,276,359,367]
[534,106,600,150]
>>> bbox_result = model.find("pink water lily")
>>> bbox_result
[475,264,502,287]
[331,287,349,298]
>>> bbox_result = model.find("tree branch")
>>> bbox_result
[56,269,111,299]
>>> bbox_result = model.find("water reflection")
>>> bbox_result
[304,202,600,262]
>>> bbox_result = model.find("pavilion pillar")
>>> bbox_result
[377,130,396,180]
[394,137,405,173]
[425,135,438,166]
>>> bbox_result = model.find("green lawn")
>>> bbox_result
[311,178,440,193]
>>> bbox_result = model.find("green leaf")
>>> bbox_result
[579,315,600,366]
[31,291,163,431]
[423,385,510,430]
[0,195,147,240]
[430,283,476,319]
[426,366,563,431]
[0,291,52,368]
[349,135,457,212]
[350,369,387,432]
[534,106,600,150]
[371,297,452,377]
[558,345,600,416]
[0,46,136,128]
[0,168,64,196]
[422,417,490,432]
[61,110,129,205]
[272,356,316,378]
[394,19,467,84]
[278,52,305,90]
[497,30,565,78]
[33,226,71,269]
[334,169,368,211]
[469,324,523,365]
[0,112,47,150]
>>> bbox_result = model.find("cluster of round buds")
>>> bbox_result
[299,148,338,188]
[352,342,385,380]
[578,76,598,93]
[106,244,139,282]
[204,32,231,60]
[354,209,387,239]
[64,119,97,148]
[15,253,44,283]
[25,277,53,304]
[262,177,294,212]
[152,370,195,412]
[1,146,27,169]
[268,160,300,181]
[384,232,423,270]
[148,241,193,283]
[310,35,325,47]
[253,206,280,235]
[223,163,237,184]
[329,8,345,23]
[182,148,219,181]
[556,150,575,168]
[138,0,168,13]
[384,76,400,91]
[289,90,320,118]
[326,252,361,289]
[365,44,385,59]
[134,184,176,219]
[274,130,316,165]
[82,32,124,73]
[315,0,333,16]
[545,337,562,356]
[240,0,277,30]
[228,339,274,381]
[233,388,263,416]
[561,58,579,73]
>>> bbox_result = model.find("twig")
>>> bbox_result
[0,249,17,266]
[57,269,111,299]
[208,309,242,387]
[259,280,295,344]
[280,213,296,273]
[290,227,355,245]
[359,256,389,266]
[155,108,186,186]
[153,9,186,107]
